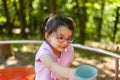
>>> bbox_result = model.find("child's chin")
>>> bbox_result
[58,49,65,52]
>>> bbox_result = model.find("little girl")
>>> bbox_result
[35,15,77,80]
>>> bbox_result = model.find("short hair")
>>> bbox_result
[44,15,75,35]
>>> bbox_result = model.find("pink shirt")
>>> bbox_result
[35,41,74,80]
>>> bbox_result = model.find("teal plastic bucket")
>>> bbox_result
[75,65,97,80]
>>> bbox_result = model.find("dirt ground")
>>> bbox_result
[0,41,120,80]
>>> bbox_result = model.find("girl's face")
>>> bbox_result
[45,26,73,53]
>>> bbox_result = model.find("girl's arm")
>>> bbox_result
[40,54,77,80]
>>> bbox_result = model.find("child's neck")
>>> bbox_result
[52,48,61,58]
[45,40,61,58]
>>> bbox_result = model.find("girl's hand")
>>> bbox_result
[68,68,78,80]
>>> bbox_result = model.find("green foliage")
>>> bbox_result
[0,0,120,43]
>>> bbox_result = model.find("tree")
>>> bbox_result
[0,44,13,59]
[2,0,12,35]
[49,0,56,14]
[112,7,120,42]
[96,0,105,41]
[75,0,87,44]
[1,0,13,59]
[19,0,27,38]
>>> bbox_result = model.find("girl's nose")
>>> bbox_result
[62,40,70,45]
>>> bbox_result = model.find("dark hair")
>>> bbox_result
[44,15,75,36]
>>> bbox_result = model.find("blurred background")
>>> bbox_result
[0,0,120,80]
[0,0,120,43]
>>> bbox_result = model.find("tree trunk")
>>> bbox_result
[0,44,13,59]
[0,23,4,34]
[96,0,105,41]
[2,0,12,35]
[29,0,35,33]
[19,0,27,38]
[49,0,56,14]
[75,0,87,44]
[112,7,120,42]
[13,0,20,20]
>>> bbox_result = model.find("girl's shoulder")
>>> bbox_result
[39,41,52,53]
[35,41,53,60]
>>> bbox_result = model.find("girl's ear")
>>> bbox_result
[45,32,49,40]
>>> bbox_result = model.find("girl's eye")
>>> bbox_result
[58,36,64,40]
[55,34,74,43]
